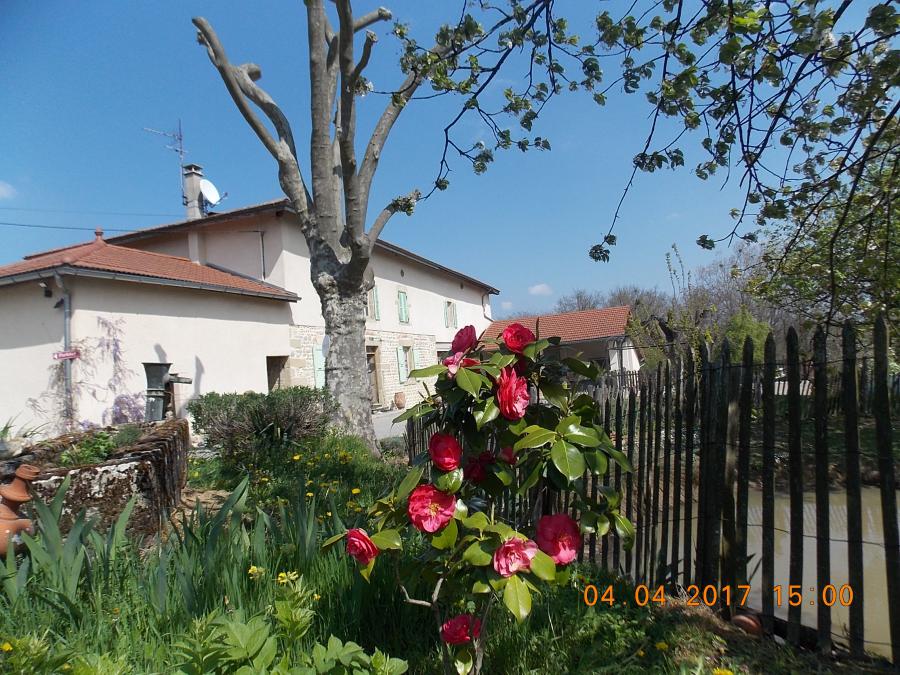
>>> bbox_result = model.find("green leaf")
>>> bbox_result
[583,450,608,476]
[611,511,635,549]
[463,541,493,566]
[563,357,600,380]
[456,368,483,398]
[474,363,501,379]
[369,529,402,551]
[550,440,585,481]
[529,550,556,581]
[454,647,474,675]
[513,427,556,451]
[606,447,633,473]
[521,339,551,360]
[539,381,568,410]
[474,397,500,430]
[431,519,458,550]
[392,403,434,423]
[359,557,376,581]
[396,466,424,501]
[462,511,489,531]
[503,575,532,622]
[321,531,347,552]
[516,462,542,495]
[555,415,581,435]
[491,464,514,487]
[434,468,464,494]
[409,364,448,378]
[472,580,491,594]
[564,425,601,448]
[488,353,517,368]
[507,418,528,435]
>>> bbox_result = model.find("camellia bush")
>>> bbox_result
[325,324,633,674]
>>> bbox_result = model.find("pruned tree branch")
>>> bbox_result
[367,189,422,244]
[354,6,392,33]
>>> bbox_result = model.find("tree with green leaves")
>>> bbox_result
[194,1,897,446]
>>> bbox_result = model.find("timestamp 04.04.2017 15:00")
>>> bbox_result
[582,584,856,608]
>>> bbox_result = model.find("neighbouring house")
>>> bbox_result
[0,165,498,436]
[481,306,642,374]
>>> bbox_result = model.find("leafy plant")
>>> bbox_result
[59,431,116,466]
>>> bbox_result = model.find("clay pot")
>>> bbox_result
[731,612,763,636]
[0,463,40,556]
[394,391,407,409]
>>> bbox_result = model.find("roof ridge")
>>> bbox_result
[492,305,631,322]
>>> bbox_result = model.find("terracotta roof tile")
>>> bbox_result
[482,306,631,344]
[0,231,296,301]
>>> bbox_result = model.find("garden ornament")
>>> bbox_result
[0,464,40,556]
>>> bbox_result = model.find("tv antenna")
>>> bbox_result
[144,119,187,200]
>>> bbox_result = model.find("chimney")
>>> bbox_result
[182,164,204,220]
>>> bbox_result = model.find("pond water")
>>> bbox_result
[742,486,899,659]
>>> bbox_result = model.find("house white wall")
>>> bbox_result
[0,283,66,435]
[609,338,641,372]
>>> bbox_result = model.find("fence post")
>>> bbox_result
[696,342,711,587]
[637,380,648,582]
[601,397,612,568]
[813,326,832,653]
[735,337,753,589]
[626,386,637,579]
[843,320,865,657]
[721,339,739,618]
[761,332,776,635]
[683,348,696,588]
[672,354,683,588]
[786,327,804,644]
[651,364,664,584]
[874,314,900,663]
[613,392,623,572]
[661,359,672,585]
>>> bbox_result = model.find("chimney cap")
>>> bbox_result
[94,227,104,241]
[182,163,204,174]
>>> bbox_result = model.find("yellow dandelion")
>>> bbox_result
[313,593,321,602]
[260,476,269,482]
[636,649,645,658]
[326,511,332,517]
[1,642,12,652]
[112,607,120,615]
[655,641,668,652]
[248,565,265,580]
[306,479,313,486]
[324,453,330,458]
[292,454,301,461]
[306,492,314,498]
[351,488,362,495]
[712,669,734,675]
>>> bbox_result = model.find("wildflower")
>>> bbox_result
[324,453,330,459]
[248,565,265,580]
[306,479,313,486]
[712,669,734,675]
[326,511,332,517]
[636,649,645,658]
[313,593,321,602]
[292,454,301,461]
[260,476,269,483]
[306,492,314,498]
[112,607,120,615]
[655,641,668,652]
[277,571,299,584]
[1,642,12,652]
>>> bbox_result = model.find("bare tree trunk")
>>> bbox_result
[318,281,378,452]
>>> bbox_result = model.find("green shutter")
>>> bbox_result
[396,346,408,381]
[443,301,449,328]
[312,346,326,389]
[398,291,409,323]
[373,286,380,320]
[410,347,417,370]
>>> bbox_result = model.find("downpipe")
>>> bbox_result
[53,273,73,427]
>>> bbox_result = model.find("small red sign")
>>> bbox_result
[53,350,80,361]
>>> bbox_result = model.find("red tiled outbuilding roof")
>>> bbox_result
[0,229,297,301]
[482,306,631,344]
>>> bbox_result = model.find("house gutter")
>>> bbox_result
[53,272,74,426]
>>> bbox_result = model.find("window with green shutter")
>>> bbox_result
[312,346,326,389]
[398,290,409,323]
[367,286,380,320]
[396,346,408,381]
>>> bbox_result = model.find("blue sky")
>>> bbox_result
[0,1,748,316]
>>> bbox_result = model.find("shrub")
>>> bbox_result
[59,430,116,466]
[187,387,336,476]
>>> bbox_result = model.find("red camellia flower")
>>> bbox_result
[345,528,380,566]
[451,325,478,354]
[407,484,456,533]
[496,367,529,420]
[442,351,480,378]
[536,514,582,565]
[499,446,517,465]
[441,614,482,645]
[464,451,493,483]
[429,433,463,472]
[501,323,536,354]
[493,537,538,577]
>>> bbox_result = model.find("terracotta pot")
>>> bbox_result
[394,391,407,409]
[0,463,40,556]
[731,612,762,636]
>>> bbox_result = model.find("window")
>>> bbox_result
[397,290,410,324]
[266,356,288,391]
[396,345,416,381]
[444,300,458,329]
[366,286,380,320]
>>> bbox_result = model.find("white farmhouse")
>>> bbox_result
[0,166,497,435]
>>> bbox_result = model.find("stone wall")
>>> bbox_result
[4,420,189,537]
[287,323,439,411]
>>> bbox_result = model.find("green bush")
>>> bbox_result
[59,431,116,467]
[187,387,336,477]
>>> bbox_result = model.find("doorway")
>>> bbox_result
[266,355,289,391]
[366,346,381,408]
